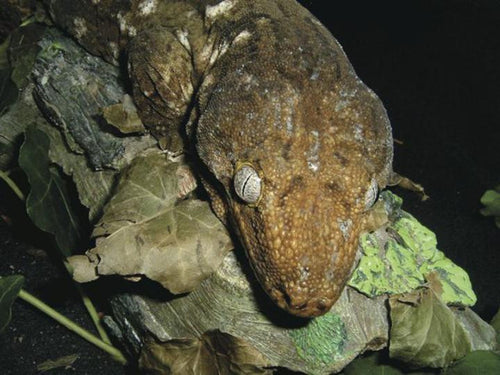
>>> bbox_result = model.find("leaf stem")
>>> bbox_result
[0,169,112,344]
[75,281,113,344]
[18,289,127,364]
[63,261,112,345]
[0,170,25,201]
[1,170,120,359]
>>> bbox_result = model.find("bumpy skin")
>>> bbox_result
[46,0,393,317]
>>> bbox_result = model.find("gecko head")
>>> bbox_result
[197,114,383,317]
[226,156,378,318]
[195,70,392,318]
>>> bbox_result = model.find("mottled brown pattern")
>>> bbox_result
[45,0,393,317]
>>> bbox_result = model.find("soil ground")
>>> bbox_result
[1,1,499,374]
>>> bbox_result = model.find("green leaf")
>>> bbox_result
[18,125,88,256]
[0,79,42,170]
[480,186,500,228]
[0,275,25,333]
[33,119,119,223]
[389,288,471,368]
[489,308,500,346]
[9,23,44,90]
[0,68,18,116]
[444,350,500,375]
[343,352,404,375]
[0,36,10,70]
[450,304,497,352]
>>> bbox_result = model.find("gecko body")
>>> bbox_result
[46,0,393,317]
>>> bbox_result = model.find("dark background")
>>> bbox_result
[1,0,499,374]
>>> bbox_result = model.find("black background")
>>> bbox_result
[1,0,499,374]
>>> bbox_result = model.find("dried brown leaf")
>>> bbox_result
[70,150,232,293]
[139,330,271,375]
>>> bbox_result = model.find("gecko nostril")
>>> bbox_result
[316,298,328,311]
[282,289,309,310]
[282,290,292,307]
[295,301,308,310]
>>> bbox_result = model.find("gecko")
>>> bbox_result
[44,0,393,317]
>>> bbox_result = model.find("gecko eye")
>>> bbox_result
[364,178,379,210]
[234,164,262,205]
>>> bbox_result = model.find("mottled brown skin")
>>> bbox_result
[46,0,393,317]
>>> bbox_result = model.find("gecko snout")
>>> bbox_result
[276,287,334,318]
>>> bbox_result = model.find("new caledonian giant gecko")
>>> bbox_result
[45,0,394,317]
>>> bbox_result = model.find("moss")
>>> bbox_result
[289,312,346,371]
[349,191,476,306]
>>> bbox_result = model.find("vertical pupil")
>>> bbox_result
[241,173,252,198]
[234,165,261,204]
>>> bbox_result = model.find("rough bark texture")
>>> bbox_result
[104,251,389,374]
